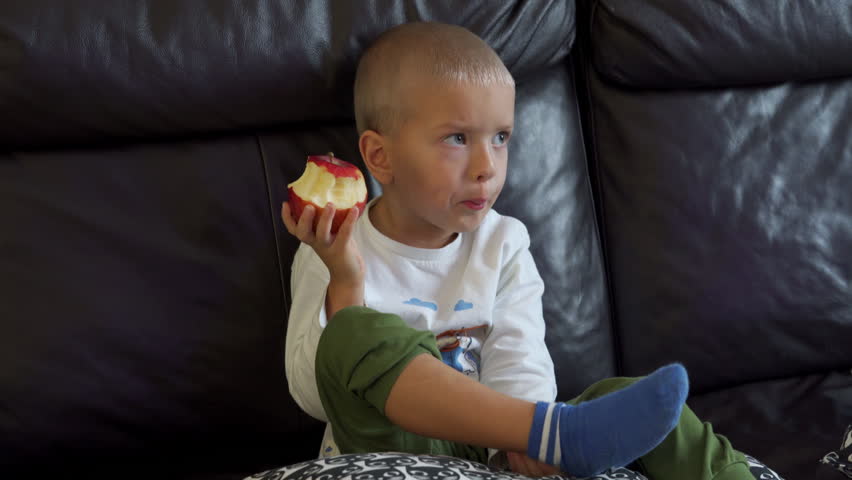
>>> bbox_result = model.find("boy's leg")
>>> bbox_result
[566,377,753,480]
[314,306,487,464]
[317,306,722,477]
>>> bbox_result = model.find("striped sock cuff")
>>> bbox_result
[528,402,564,466]
[527,402,549,460]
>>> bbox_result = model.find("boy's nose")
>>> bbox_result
[471,144,496,182]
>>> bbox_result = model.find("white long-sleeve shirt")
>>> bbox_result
[285,198,557,457]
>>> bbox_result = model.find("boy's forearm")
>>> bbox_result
[325,277,365,320]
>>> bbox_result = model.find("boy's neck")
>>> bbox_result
[369,196,458,249]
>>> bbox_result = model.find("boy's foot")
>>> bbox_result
[527,363,689,477]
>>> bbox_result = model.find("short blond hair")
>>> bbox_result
[354,22,515,135]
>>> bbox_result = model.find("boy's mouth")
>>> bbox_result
[462,198,487,210]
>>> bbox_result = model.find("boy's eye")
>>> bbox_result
[492,131,509,146]
[442,133,466,146]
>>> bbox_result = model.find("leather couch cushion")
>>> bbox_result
[0,137,317,475]
[584,76,852,392]
[590,0,852,88]
[0,0,575,150]
[690,371,852,480]
[578,1,852,476]
[581,0,852,394]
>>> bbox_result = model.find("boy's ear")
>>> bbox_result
[359,129,393,185]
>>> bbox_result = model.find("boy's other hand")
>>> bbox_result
[506,451,562,478]
[282,201,365,285]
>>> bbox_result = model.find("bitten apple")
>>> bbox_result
[287,153,368,234]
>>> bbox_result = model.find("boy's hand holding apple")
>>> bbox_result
[282,153,369,317]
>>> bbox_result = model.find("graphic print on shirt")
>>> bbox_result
[453,299,473,311]
[402,298,438,311]
[436,324,487,379]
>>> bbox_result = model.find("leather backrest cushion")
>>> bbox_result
[583,0,852,392]
[0,0,574,150]
[0,137,321,472]
[591,0,852,88]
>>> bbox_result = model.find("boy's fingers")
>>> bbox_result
[507,453,520,474]
[296,204,317,240]
[507,452,554,478]
[509,453,531,476]
[533,458,560,477]
[281,202,297,234]
[316,203,335,243]
[521,457,543,477]
[335,206,359,243]
[528,458,546,477]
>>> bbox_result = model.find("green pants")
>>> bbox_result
[315,306,753,480]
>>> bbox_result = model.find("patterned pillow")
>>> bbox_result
[245,452,785,480]
[820,425,852,478]
[745,454,785,480]
[244,452,647,480]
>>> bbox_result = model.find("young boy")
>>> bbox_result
[283,22,754,480]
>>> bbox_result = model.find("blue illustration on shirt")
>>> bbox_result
[453,300,473,311]
[403,298,438,311]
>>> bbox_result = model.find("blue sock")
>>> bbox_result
[527,363,689,477]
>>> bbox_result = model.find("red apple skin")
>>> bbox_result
[304,154,362,179]
[287,186,366,235]
[287,154,368,235]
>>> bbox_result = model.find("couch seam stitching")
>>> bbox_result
[256,134,290,323]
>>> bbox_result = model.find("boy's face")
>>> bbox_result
[382,78,514,247]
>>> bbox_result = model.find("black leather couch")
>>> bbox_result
[1,1,849,479]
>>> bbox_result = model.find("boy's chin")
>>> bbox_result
[454,215,488,233]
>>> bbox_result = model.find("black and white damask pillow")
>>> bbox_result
[244,452,647,480]
[820,425,852,479]
[246,452,784,480]
[745,454,785,480]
